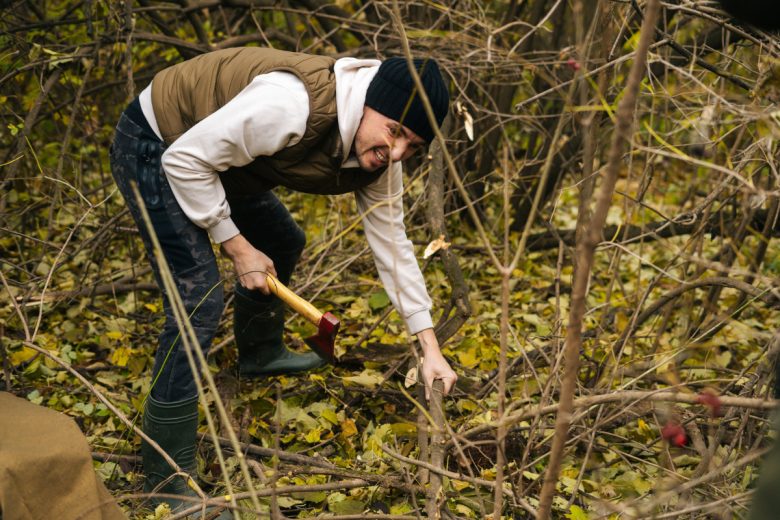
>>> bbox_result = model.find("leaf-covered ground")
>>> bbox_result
[3,157,779,518]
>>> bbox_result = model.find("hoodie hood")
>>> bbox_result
[334,57,381,165]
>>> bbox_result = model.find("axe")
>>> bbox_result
[265,273,338,363]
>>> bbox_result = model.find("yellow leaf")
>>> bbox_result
[36,333,57,350]
[390,422,417,436]
[342,369,384,389]
[144,303,159,313]
[110,346,130,367]
[341,418,358,438]
[455,346,479,369]
[105,331,123,341]
[452,479,470,491]
[566,505,590,520]
[480,468,496,480]
[153,503,171,519]
[523,470,540,481]
[10,347,37,366]
[637,418,652,437]
[561,466,579,479]
[304,428,322,443]
[458,400,477,412]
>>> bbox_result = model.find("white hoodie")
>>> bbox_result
[137,57,434,334]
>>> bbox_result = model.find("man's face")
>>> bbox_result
[353,107,426,172]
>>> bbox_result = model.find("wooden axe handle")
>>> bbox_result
[265,273,322,325]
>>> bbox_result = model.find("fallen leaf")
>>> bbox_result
[455,100,474,141]
[423,235,451,259]
[404,365,418,387]
[342,369,385,389]
[341,418,358,438]
[368,291,390,311]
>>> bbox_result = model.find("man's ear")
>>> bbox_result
[355,106,369,131]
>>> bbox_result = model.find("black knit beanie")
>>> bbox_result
[364,57,449,143]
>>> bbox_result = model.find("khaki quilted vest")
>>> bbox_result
[150,47,383,196]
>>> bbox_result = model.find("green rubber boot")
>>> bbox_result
[142,395,231,518]
[234,286,325,377]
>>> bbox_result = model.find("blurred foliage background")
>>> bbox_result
[1,1,780,518]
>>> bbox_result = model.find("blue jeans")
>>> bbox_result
[110,111,305,402]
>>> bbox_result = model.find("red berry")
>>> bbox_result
[566,58,580,71]
[661,421,687,447]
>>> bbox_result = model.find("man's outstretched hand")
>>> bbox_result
[417,328,458,400]
[221,234,276,294]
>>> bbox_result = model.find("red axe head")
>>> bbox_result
[264,273,340,365]
[304,311,339,364]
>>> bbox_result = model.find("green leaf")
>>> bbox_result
[276,496,303,507]
[390,422,417,437]
[95,461,123,482]
[672,454,701,467]
[454,503,477,518]
[391,501,414,514]
[319,407,339,425]
[304,427,322,443]
[328,492,365,515]
[74,402,95,416]
[368,291,390,311]
[27,390,43,405]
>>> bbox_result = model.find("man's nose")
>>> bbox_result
[389,139,409,162]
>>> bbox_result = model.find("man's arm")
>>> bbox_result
[355,164,432,329]
[355,163,457,396]
[159,72,310,293]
